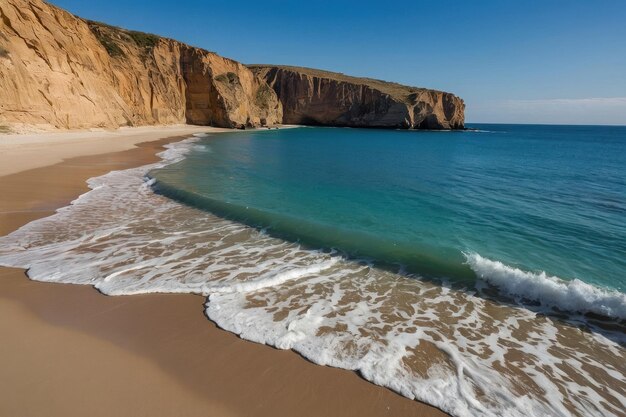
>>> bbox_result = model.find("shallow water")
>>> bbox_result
[0,127,625,417]
[153,125,626,315]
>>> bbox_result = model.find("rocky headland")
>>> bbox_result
[250,65,464,129]
[0,0,464,132]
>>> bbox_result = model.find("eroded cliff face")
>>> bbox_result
[0,0,281,131]
[250,66,465,130]
[0,0,463,133]
[180,46,281,127]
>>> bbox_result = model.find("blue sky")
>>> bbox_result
[52,0,626,125]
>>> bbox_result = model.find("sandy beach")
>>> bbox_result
[2,0,623,414]
[0,126,447,417]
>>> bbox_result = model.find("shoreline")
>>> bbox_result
[0,124,231,177]
[0,127,447,417]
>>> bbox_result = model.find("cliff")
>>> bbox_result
[249,65,464,130]
[0,0,282,131]
[0,0,464,133]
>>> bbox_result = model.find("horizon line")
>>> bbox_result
[465,121,626,127]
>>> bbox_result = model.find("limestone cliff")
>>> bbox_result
[250,66,464,130]
[0,0,282,131]
[0,0,464,133]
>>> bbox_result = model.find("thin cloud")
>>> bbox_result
[503,97,626,106]
[469,97,626,125]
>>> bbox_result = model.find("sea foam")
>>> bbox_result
[0,137,624,417]
[465,252,626,320]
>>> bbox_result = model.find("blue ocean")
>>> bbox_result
[152,124,626,294]
[2,124,624,417]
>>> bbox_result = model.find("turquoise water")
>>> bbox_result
[151,124,626,293]
[2,124,624,416]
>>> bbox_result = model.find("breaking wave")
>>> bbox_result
[0,136,624,417]
[465,252,626,320]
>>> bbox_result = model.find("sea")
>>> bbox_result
[1,124,624,417]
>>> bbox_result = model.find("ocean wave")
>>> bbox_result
[1,137,624,417]
[464,252,626,320]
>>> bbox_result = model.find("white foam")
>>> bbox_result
[0,137,624,417]
[205,259,338,295]
[464,252,626,320]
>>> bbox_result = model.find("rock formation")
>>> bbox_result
[0,0,464,132]
[0,0,282,131]
[250,66,464,130]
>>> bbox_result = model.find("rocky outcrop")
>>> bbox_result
[0,0,281,131]
[179,46,281,128]
[250,66,464,130]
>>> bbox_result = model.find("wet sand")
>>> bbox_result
[0,131,447,417]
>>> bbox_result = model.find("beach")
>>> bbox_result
[0,126,447,417]
[2,0,623,415]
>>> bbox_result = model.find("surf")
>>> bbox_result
[1,126,624,417]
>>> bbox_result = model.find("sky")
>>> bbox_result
[51,0,626,125]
